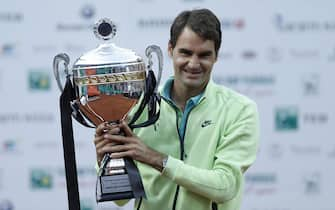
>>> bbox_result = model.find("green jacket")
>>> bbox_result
[123,80,259,210]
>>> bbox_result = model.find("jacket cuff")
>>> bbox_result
[161,155,183,179]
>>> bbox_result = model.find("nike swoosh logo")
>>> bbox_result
[201,120,213,128]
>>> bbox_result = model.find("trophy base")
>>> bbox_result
[96,173,135,202]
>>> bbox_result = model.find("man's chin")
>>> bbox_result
[183,80,205,89]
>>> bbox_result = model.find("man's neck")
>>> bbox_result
[171,83,205,111]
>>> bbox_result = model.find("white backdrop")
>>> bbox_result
[1,0,334,210]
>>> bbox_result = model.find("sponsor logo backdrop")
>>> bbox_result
[1,0,334,210]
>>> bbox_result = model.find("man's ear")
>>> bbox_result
[168,42,173,57]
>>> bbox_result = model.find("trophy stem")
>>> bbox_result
[106,158,126,175]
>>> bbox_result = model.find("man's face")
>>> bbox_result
[168,27,217,92]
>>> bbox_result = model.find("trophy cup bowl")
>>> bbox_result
[53,18,163,202]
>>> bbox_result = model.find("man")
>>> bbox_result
[94,8,259,210]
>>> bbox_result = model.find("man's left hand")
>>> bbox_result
[102,120,167,172]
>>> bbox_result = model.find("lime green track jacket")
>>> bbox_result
[120,80,259,210]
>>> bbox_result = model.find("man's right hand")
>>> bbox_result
[93,122,121,166]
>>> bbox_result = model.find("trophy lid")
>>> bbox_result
[74,18,143,66]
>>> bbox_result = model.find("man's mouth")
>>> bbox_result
[183,69,202,75]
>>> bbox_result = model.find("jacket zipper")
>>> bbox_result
[162,97,205,210]
[159,97,185,210]
[172,103,198,210]
[172,108,183,210]
[136,98,183,210]
[171,100,216,210]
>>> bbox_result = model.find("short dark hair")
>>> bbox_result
[169,8,222,56]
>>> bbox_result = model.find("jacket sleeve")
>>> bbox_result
[162,102,259,203]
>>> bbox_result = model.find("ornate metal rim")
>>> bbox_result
[74,70,146,86]
[73,62,145,71]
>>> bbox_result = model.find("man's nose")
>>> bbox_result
[188,55,200,69]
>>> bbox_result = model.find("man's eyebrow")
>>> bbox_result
[178,48,214,56]
[199,51,213,56]
[178,48,192,54]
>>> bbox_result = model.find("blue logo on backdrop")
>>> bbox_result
[275,106,299,131]
[30,169,53,189]
[28,71,51,91]
[0,43,17,57]
[0,138,22,155]
[1,139,18,153]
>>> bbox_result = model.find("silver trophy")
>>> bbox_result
[53,18,163,204]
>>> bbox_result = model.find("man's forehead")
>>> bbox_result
[176,27,214,43]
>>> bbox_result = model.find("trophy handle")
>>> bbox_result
[145,45,163,92]
[53,53,71,92]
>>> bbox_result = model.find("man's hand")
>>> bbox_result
[93,121,167,171]
[93,122,121,166]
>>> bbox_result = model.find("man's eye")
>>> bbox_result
[199,53,213,58]
[181,52,190,56]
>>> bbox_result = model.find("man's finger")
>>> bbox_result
[110,151,132,159]
[93,135,105,145]
[106,126,121,135]
[95,138,109,150]
[120,120,134,137]
[95,122,109,136]
[103,133,129,143]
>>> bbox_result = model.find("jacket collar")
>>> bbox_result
[159,76,216,104]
